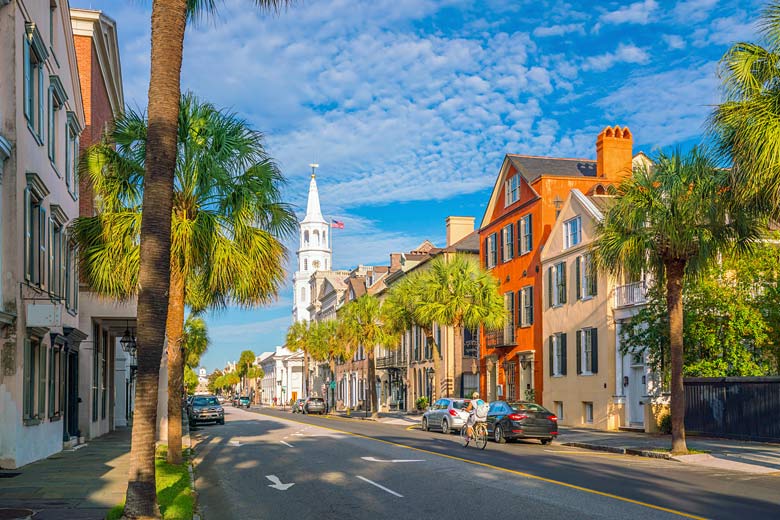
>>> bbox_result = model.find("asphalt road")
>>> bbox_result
[191,407,779,520]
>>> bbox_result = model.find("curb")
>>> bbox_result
[561,441,675,460]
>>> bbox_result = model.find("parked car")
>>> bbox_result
[485,401,558,444]
[238,396,251,408]
[421,398,470,434]
[217,396,226,404]
[291,399,306,413]
[188,395,225,426]
[304,397,326,415]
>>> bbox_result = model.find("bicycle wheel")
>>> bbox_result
[475,424,488,450]
[461,425,469,446]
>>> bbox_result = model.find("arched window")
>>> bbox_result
[304,259,308,271]
[304,230,309,245]
[314,230,320,245]
[323,230,328,247]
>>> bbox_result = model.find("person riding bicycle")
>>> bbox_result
[464,391,488,444]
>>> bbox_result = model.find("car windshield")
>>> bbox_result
[310,398,324,403]
[194,397,219,406]
[508,402,549,413]
[451,400,469,409]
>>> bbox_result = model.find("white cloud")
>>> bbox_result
[696,14,757,46]
[600,0,658,25]
[662,34,686,50]
[595,62,719,147]
[673,0,719,23]
[583,43,650,71]
[533,23,585,37]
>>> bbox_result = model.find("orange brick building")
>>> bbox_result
[478,126,635,404]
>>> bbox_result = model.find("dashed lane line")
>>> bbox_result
[356,476,403,498]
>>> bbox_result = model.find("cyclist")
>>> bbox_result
[464,391,487,446]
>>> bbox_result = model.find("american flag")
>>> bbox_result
[331,220,345,229]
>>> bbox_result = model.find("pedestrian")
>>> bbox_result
[273,397,277,407]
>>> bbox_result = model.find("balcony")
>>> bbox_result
[614,282,647,308]
[376,353,408,369]
[484,329,516,349]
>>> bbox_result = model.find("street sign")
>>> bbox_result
[329,381,336,389]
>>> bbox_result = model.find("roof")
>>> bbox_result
[508,155,597,183]
[587,195,615,214]
[444,230,479,253]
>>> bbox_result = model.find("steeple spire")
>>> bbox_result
[303,163,325,223]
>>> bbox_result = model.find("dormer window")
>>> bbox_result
[505,174,521,206]
[564,216,581,249]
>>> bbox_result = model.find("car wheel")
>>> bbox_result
[441,419,450,435]
[421,417,429,432]
[540,438,552,445]
[218,419,225,425]
[494,424,506,444]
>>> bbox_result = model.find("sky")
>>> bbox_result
[72,0,763,371]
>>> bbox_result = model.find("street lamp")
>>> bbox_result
[119,322,136,357]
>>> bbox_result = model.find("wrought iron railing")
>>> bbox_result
[614,281,647,308]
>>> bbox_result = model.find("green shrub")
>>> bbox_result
[658,413,672,434]
[415,396,429,411]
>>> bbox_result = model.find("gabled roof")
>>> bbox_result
[443,230,479,253]
[508,155,597,183]
[480,155,541,229]
[540,189,611,261]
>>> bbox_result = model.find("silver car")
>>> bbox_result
[421,398,470,435]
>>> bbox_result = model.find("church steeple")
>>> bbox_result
[303,165,325,224]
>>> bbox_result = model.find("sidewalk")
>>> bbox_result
[560,427,780,474]
[0,428,131,520]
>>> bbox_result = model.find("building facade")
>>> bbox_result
[478,126,637,405]
[0,0,87,468]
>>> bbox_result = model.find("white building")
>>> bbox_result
[257,346,304,407]
[292,171,331,323]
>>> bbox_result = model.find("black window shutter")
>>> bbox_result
[517,290,522,327]
[548,336,554,376]
[498,230,504,263]
[483,237,488,268]
[508,223,514,258]
[591,328,599,374]
[528,214,533,252]
[591,259,598,296]
[529,286,534,324]
[517,220,522,253]
[547,267,553,308]
[560,263,567,304]
[560,333,568,375]
[576,330,582,375]
[575,256,581,300]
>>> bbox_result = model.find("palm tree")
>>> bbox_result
[183,315,209,372]
[339,295,398,419]
[286,320,312,398]
[384,254,505,398]
[710,2,780,218]
[593,147,762,454]
[307,320,348,411]
[237,349,258,398]
[73,94,295,466]
[117,1,294,515]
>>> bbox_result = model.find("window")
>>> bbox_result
[485,233,497,268]
[323,230,328,247]
[575,254,598,300]
[505,174,521,206]
[304,230,309,245]
[549,332,567,376]
[65,241,78,313]
[463,328,479,358]
[584,402,594,424]
[49,344,63,418]
[24,24,48,143]
[518,214,532,255]
[503,292,515,344]
[49,209,66,298]
[564,216,581,249]
[519,285,533,327]
[506,362,516,400]
[547,261,567,307]
[23,336,46,422]
[501,224,514,262]
[555,401,564,420]
[47,76,67,170]
[65,112,80,199]
[24,175,50,288]
[577,327,599,375]
[303,258,308,271]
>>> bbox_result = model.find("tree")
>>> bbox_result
[304,320,348,410]
[710,2,780,218]
[593,147,762,454]
[73,95,295,466]
[384,254,505,398]
[621,241,780,379]
[184,315,209,371]
[237,350,258,398]
[184,366,199,394]
[207,369,223,395]
[339,295,398,419]
[286,321,312,397]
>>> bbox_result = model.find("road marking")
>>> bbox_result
[280,441,294,448]
[405,425,418,431]
[361,456,424,463]
[259,411,706,520]
[356,475,403,497]
[266,475,295,491]
[229,440,241,447]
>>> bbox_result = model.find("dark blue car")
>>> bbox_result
[486,401,558,444]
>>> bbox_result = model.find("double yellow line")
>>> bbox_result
[258,411,706,520]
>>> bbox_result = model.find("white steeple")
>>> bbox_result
[292,165,332,323]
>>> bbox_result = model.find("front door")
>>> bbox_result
[64,350,79,440]
[629,366,645,426]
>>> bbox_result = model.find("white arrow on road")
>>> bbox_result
[361,457,425,463]
[266,475,295,491]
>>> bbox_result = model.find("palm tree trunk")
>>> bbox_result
[368,350,378,419]
[666,259,688,455]
[123,2,187,518]
[166,268,185,465]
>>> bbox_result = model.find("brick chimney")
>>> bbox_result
[596,125,633,179]
[446,216,475,247]
[389,253,402,272]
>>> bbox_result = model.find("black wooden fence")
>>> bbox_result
[684,377,780,442]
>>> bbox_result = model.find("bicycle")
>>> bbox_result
[460,421,488,450]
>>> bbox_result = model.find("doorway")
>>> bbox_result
[629,366,645,426]
[64,350,79,440]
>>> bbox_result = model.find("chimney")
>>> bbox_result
[596,125,633,179]
[446,216,475,247]
[390,253,402,272]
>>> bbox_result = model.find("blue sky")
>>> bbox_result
[73,0,762,371]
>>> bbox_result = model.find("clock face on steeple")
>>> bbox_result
[313,260,321,269]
